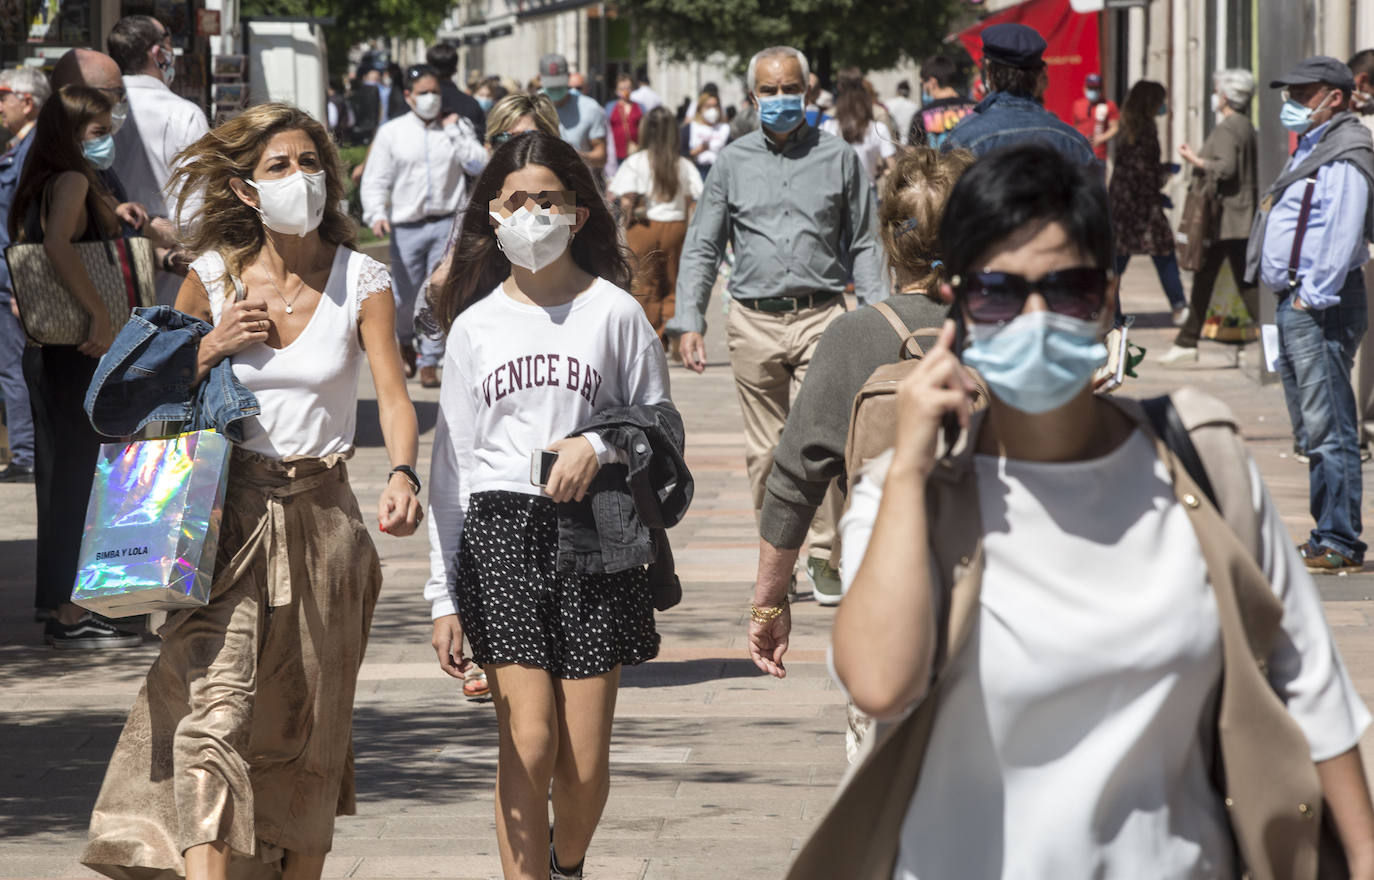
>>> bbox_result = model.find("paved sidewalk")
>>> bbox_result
[2,263,1374,878]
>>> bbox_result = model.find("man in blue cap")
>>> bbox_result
[1246,55,1374,574]
[943,22,1094,163]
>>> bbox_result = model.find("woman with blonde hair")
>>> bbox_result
[749,146,974,661]
[609,105,703,339]
[11,84,151,648]
[1109,79,1190,324]
[82,102,423,880]
[685,90,730,179]
[485,91,560,148]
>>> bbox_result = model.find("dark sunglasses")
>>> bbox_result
[954,268,1110,324]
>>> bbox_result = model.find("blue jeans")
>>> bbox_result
[0,300,33,468]
[1114,252,1188,311]
[1275,270,1368,561]
[390,215,453,369]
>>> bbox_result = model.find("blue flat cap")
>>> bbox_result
[982,23,1047,70]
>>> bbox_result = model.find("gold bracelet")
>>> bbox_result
[749,603,787,624]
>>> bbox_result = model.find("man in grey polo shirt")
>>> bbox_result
[669,44,884,598]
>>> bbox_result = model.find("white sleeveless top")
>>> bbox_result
[191,247,392,459]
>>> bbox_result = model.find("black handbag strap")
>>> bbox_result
[1287,175,1319,287]
[1142,395,1218,509]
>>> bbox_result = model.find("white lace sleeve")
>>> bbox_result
[356,254,393,320]
[189,251,229,325]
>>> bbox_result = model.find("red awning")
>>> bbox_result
[956,0,1101,125]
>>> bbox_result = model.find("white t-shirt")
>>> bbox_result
[194,248,392,460]
[686,121,731,167]
[820,118,897,181]
[424,277,672,618]
[839,429,1371,879]
[608,152,704,223]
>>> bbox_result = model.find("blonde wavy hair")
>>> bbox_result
[169,103,355,284]
[485,92,560,141]
[878,147,976,295]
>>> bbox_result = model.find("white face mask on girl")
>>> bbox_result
[702,107,721,124]
[247,169,328,237]
[489,206,574,273]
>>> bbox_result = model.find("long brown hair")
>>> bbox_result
[423,131,631,333]
[1119,80,1167,145]
[167,103,355,283]
[9,85,119,242]
[834,68,874,144]
[878,147,975,294]
[639,106,681,203]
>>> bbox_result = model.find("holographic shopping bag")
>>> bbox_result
[71,430,232,618]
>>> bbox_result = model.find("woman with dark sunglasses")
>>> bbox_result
[792,143,1374,879]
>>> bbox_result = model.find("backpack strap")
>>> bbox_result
[1141,395,1217,508]
[872,301,924,360]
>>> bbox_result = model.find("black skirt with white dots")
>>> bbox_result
[456,490,660,679]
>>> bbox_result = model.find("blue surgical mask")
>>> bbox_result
[82,133,116,170]
[1085,89,1101,103]
[545,86,569,103]
[756,93,805,133]
[961,310,1107,414]
[476,96,493,112]
[1157,103,1169,117]
[1280,98,1318,134]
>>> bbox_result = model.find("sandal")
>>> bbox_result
[462,667,491,702]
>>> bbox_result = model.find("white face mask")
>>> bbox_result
[702,107,720,124]
[489,206,574,273]
[110,100,129,134]
[1210,93,1224,114]
[413,92,441,120]
[247,169,328,237]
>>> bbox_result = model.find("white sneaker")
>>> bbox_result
[1158,344,1199,367]
[1171,306,1191,327]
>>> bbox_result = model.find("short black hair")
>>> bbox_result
[108,15,165,75]
[896,79,911,96]
[1349,49,1374,81]
[984,59,1042,97]
[405,63,440,90]
[427,42,458,77]
[939,143,1112,280]
[920,55,960,89]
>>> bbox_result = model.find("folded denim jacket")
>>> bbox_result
[84,306,259,441]
[558,402,694,611]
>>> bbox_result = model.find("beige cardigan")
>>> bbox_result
[786,390,1343,880]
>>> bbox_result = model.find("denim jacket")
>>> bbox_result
[557,401,693,611]
[943,92,1096,164]
[85,306,259,441]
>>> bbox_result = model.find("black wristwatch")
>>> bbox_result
[390,465,421,494]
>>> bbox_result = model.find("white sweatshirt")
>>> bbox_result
[423,278,672,619]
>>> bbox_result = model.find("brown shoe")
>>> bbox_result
[419,366,441,388]
[400,342,417,379]
[1298,541,1364,574]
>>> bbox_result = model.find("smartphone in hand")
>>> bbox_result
[530,449,559,487]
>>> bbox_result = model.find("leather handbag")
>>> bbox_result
[6,235,156,345]
[1175,171,1221,273]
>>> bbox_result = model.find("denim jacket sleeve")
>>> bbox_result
[84,306,259,441]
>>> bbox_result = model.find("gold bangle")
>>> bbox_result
[749,603,786,624]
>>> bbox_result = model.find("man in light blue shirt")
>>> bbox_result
[539,53,607,171]
[1249,56,1374,572]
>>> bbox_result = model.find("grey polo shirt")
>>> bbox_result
[667,125,885,337]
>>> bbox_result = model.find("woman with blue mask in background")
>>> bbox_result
[9,84,149,648]
[787,142,1374,880]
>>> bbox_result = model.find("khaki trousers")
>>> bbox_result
[726,296,846,559]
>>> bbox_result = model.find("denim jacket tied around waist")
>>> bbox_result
[84,305,259,441]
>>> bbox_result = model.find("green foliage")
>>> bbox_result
[240,0,451,78]
[617,0,964,78]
